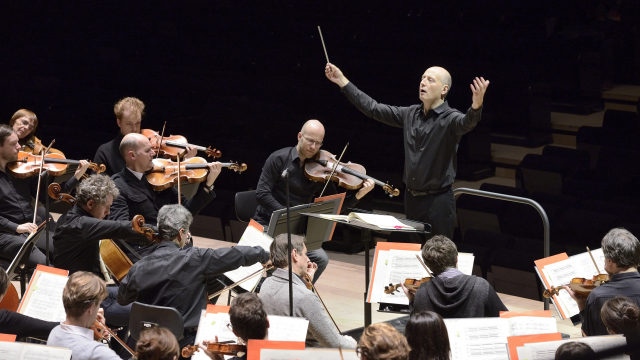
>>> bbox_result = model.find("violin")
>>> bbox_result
[92,319,134,355]
[7,151,106,178]
[146,157,247,191]
[142,129,222,160]
[131,215,159,243]
[304,150,400,197]
[543,274,610,298]
[181,341,246,358]
[384,277,432,295]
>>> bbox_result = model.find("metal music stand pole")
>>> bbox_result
[285,170,293,316]
[44,170,50,266]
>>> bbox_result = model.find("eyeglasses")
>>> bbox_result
[18,119,34,131]
[301,133,323,147]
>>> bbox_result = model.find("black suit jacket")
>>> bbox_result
[93,133,125,176]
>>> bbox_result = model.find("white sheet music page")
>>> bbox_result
[457,253,475,276]
[520,335,628,360]
[21,272,68,322]
[0,342,72,360]
[368,250,390,304]
[507,316,557,336]
[193,311,238,360]
[266,315,309,342]
[224,226,273,292]
[379,250,429,305]
[444,318,511,360]
[260,349,359,360]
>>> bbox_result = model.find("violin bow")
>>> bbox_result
[32,140,55,224]
[415,254,434,278]
[305,275,342,335]
[155,121,167,159]
[586,247,602,274]
[177,153,182,205]
[208,265,273,300]
[318,142,349,198]
[95,319,135,356]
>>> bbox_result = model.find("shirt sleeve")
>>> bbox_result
[183,184,215,216]
[342,82,406,128]
[298,294,356,349]
[255,152,287,213]
[0,310,58,339]
[108,178,130,221]
[448,106,483,136]
[117,267,138,305]
[74,217,148,243]
[0,216,20,233]
[201,246,269,277]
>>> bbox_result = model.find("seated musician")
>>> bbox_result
[259,233,357,349]
[402,235,507,318]
[566,228,640,336]
[9,109,62,154]
[135,327,180,360]
[202,293,269,360]
[0,124,90,268]
[117,204,270,352]
[109,132,219,261]
[555,342,595,360]
[47,271,120,360]
[405,311,450,360]
[0,268,58,340]
[253,119,374,282]
[357,323,411,360]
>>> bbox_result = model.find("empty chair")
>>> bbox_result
[129,302,184,341]
[235,190,258,223]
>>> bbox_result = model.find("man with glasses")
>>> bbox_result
[252,120,374,283]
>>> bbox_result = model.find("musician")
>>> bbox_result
[565,228,640,336]
[135,327,180,360]
[357,323,411,360]
[259,233,357,349]
[601,296,640,335]
[117,204,270,353]
[405,311,450,360]
[109,132,219,261]
[0,268,59,340]
[0,124,90,268]
[9,109,62,154]
[47,271,120,360]
[325,64,489,242]
[253,119,374,282]
[555,342,595,360]
[402,235,507,318]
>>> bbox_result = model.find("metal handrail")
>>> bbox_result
[453,187,551,310]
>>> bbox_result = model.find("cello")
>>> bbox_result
[142,128,222,160]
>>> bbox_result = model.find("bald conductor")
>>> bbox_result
[325,63,489,242]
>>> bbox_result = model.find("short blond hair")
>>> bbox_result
[62,272,108,318]
[114,97,145,120]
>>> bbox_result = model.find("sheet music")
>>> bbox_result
[21,272,68,322]
[379,250,429,305]
[260,349,359,360]
[266,315,309,342]
[457,253,475,276]
[444,318,510,360]
[0,342,22,360]
[193,311,239,360]
[0,343,72,360]
[368,250,390,304]
[348,213,415,230]
[507,316,557,336]
[224,226,273,292]
[519,336,628,360]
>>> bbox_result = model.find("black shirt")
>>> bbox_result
[94,133,125,176]
[342,82,483,190]
[581,271,640,336]
[117,241,269,328]
[52,204,148,277]
[0,169,78,233]
[253,146,359,226]
[0,309,58,340]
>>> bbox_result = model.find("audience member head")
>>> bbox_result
[120,132,155,172]
[297,119,325,161]
[62,271,108,326]
[0,268,9,301]
[405,311,450,360]
[602,228,640,273]
[135,327,180,360]
[358,323,410,360]
[601,296,640,335]
[9,109,38,141]
[555,342,595,360]
[421,235,457,276]
[229,293,269,343]
[0,124,21,167]
[269,234,309,277]
[157,204,193,247]
[76,174,120,219]
[114,97,144,136]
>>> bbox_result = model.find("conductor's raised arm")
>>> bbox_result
[471,77,490,110]
[325,63,350,88]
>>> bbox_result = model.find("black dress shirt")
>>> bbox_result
[53,204,148,277]
[0,309,58,340]
[0,169,78,233]
[253,146,358,225]
[93,133,125,176]
[342,82,483,190]
[117,241,269,328]
[581,271,640,336]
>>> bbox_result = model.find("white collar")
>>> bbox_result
[127,167,144,180]
[59,322,94,340]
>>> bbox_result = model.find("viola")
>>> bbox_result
[131,215,159,243]
[146,157,247,191]
[142,129,222,160]
[7,152,106,178]
[92,319,134,355]
[0,283,20,312]
[384,277,432,295]
[304,150,400,197]
[543,274,610,298]
[181,341,246,358]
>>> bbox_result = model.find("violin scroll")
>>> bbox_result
[90,163,107,174]
[205,147,222,159]
[382,183,400,197]
[228,161,247,173]
[48,183,77,205]
[132,215,159,243]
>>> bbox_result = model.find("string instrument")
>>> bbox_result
[302,274,343,335]
[7,151,106,178]
[304,150,400,197]
[182,341,246,358]
[142,129,222,160]
[146,157,247,191]
[131,215,160,243]
[384,277,432,295]
[543,274,610,298]
[92,319,134,356]
[0,283,20,312]
[21,139,63,156]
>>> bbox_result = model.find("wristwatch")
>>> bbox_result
[206,184,215,193]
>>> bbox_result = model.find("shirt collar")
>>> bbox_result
[437,267,464,279]
[127,167,144,180]
[422,100,450,116]
[290,147,301,163]
[59,323,94,340]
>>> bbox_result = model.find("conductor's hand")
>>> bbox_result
[563,285,587,311]
[16,223,37,234]
[306,261,318,282]
[355,179,375,200]
[74,160,91,180]
[205,162,223,187]
[470,77,490,110]
[325,63,350,88]
[401,283,416,302]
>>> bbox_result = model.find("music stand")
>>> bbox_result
[7,225,46,297]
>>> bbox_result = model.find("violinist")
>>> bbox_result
[135,327,180,360]
[0,124,90,268]
[253,119,374,282]
[109,133,219,261]
[8,109,62,154]
[326,63,489,243]
[402,235,506,318]
[117,204,270,354]
[47,271,119,360]
[565,228,640,336]
[259,234,357,349]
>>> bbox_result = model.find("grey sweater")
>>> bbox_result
[259,268,356,349]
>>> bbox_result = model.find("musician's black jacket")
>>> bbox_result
[0,309,58,340]
[93,133,125,176]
